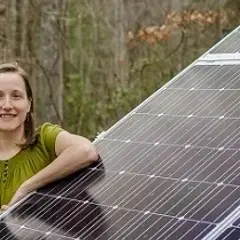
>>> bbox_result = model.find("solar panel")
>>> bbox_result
[0,26,240,239]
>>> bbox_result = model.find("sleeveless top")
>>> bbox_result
[0,122,63,206]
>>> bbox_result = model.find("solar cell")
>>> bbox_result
[215,227,240,240]
[233,218,240,226]
[0,27,240,239]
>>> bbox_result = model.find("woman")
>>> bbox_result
[0,62,98,210]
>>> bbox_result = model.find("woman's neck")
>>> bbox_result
[0,127,25,150]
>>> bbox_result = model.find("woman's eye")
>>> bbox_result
[13,95,22,99]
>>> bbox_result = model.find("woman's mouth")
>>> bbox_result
[0,114,17,119]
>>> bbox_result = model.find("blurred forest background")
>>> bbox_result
[0,0,239,140]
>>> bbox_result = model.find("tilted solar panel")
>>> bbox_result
[0,27,240,239]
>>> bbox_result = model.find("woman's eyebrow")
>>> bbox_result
[12,89,24,93]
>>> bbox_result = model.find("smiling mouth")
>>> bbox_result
[0,114,17,119]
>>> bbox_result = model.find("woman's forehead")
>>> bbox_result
[0,72,25,90]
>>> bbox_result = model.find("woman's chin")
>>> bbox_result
[0,127,16,132]
[0,123,21,132]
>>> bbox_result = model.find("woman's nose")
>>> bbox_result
[1,97,13,110]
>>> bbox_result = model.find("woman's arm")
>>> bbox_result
[3,131,98,208]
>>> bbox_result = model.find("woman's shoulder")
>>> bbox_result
[36,122,61,133]
[35,122,63,139]
[34,122,63,157]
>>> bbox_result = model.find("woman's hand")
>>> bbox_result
[1,183,32,211]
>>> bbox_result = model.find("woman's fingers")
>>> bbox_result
[1,205,9,211]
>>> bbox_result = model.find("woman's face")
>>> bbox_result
[0,72,31,133]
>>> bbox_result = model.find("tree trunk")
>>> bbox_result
[113,0,128,84]
[38,0,65,125]
[15,0,22,58]
[0,0,12,61]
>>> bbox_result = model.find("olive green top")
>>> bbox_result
[0,122,63,206]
